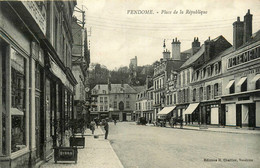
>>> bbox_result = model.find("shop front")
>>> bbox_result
[199,100,221,126]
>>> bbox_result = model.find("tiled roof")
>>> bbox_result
[92,84,137,94]
[180,44,205,69]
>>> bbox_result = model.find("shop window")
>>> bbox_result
[11,48,26,153]
[256,79,260,89]
[1,44,7,155]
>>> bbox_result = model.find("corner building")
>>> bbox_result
[0,1,77,167]
[221,10,260,128]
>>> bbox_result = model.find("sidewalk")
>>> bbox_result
[147,123,260,135]
[40,127,124,168]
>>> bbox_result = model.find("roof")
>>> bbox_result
[132,86,146,93]
[180,44,205,69]
[237,29,260,50]
[92,84,137,94]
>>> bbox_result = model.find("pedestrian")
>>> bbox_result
[90,120,95,134]
[95,118,99,128]
[114,119,117,125]
[104,120,109,139]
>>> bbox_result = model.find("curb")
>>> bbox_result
[149,125,260,135]
[98,127,124,168]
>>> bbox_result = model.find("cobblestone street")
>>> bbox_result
[109,122,260,168]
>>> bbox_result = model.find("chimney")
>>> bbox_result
[171,37,181,60]
[192,37,200,55]
[204,37,213,63]
[243,9,252,44]
[163,49,171,60]
[233,16,244,49]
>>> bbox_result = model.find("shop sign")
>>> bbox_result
[234,69,257,78]
[227,45,260,69]
[54,147,78,163]
[22,1,46,35]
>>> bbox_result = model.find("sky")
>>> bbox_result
[75,0,260,70]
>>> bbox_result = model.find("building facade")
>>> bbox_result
[91,83,137,121]
[221,10,260,128]
[71,17,91,126]
[0,1,78,167]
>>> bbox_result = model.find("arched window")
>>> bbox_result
[256,79,260,89]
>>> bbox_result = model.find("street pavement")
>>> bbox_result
[109,122,260,168]
[40,126,124,168]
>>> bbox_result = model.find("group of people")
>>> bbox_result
[90,118,110,139]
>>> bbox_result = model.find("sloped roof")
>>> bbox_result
[92,84,137,94]
[132,86,146,93]
[180,44,205,69]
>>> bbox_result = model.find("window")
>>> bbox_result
[241,79,247,92]
[206,85,211,100]
[127,94,130,98]
[174,94,176,104]
[11,48,26,153]
[167,96,169,105]
[199,87,204,101]
[104,97,108,103]
[100,106,103,111]
[230,82,235,94]
[170,95,172,105]
[214,83,219,98]
[114,101,117,108]
[193,88,196,102]
[115,95,117,99]
[126,101,130,108]
[104,105,108,111]
[256,79,260,89]
[100,97,103,103]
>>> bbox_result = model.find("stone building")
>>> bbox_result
[221,10,260,128]
[0,1,78,167]
[135,77,154,122]
[91,83,137,121]
[154,39,186,120]
[71,17,91,126]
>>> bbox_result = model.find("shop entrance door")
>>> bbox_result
[248,103,256,128]
[236,104,242,127]
[123,113,127,121]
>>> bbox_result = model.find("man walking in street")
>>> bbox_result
[104,120,109,139]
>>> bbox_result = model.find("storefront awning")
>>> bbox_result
[11,108,24,116]
[49,58,74,92]
[251,74,260,83]
[157,106,176,116]
[183,103,199,115]
[225,80,235,89]
[237,77,247,87]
